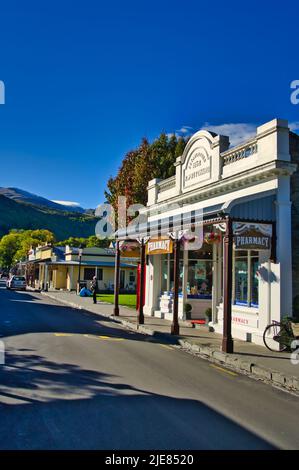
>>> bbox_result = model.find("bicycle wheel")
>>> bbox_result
[263,323,289,352]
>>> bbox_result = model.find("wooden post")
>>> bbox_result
[171,239,180,335]
[114,241,120,316]
[222,217,234,353]
[138,239,145,325]
[270,222,276,263]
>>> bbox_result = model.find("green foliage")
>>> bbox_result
[205,307,212,321]
[184,303,192,320]
[105,133,188,214]
[96,294,137,309]
[184,303,192,313]
[0,229,55,268]
[56,236,109,248]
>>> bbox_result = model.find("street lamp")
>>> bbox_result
[77,245,83,293]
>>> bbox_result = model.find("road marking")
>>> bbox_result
[83,334,124,341]
[54,333,124,341]
[210,364,238,377]
[159,344,174,350]
[98,335,124,341]
[54,333,74,337]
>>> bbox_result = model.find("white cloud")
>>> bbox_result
[52,200,81,207]
[167,125,194,139]
[200,122,257,147]
[168,120,299,147]
[168,122,256,146]
[290,121,299,132]
[176,126,194,134]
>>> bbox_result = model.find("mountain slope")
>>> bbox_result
[0,187,86,213]
[0,194,99,240]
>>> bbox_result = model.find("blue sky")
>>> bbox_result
[0,0,298,208]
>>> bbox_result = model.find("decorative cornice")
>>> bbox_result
[146,161,296,217]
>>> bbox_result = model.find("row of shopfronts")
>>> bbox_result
[26,244,137,292]
[114,119,299,350]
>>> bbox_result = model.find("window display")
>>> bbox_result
[187,259,212,298]
[234,250,259,307]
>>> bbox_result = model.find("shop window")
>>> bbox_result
[120,270,125,289]
[234,257,248,305]
[129,272,135,283]
[187,259,213,298]
[84,268,96,280]
[97,269,103,281]
[251,258,259,308]
[161,254,183,294]
[234,250,259,307]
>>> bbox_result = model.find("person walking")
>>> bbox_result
[91,276,98,304]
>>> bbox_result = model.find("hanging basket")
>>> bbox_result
[204,232,221,244]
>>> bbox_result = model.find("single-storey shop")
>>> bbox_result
[116,119,299,350]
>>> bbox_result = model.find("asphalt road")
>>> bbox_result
[0,281,298,450]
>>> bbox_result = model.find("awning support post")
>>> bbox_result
[171,238,180,335]
[113,241,120,316]
[138,239,145,325]
[222,217,234,353]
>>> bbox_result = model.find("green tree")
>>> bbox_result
[56,237,87,248]
[0,229,55,269]
[86,236,109,248]
[105,133,187,215]
[0,233,22,268]
[56,235,109,248]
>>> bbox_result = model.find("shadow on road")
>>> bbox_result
[0,349,275,450]
[0,287,146,343]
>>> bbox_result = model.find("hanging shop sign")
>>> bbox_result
[119,241,140,258]
[233,223,272,251]
[146,238,173,255]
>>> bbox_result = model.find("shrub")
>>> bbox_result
[184,303,192,320]
[205,307,212,322]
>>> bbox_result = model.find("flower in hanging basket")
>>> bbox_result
[204,232,221,244]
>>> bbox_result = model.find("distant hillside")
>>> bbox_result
[0,187,87,214]
[0,194,99,240]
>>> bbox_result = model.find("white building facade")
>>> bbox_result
[140,119,299,347]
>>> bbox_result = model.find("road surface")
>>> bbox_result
[0,282,298,450]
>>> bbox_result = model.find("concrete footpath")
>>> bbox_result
[41,290,299,394]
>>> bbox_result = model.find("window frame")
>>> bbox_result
[233,249,259,308]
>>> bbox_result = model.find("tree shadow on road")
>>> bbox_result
[0,289,148,343]
[0,349,276,450]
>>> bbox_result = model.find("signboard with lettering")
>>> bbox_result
[119,241,140,258]
[183,147,211,190]
[146,238,173,255]
[233,223,272,251]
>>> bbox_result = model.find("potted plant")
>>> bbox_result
[205,307,214,331]
[184,303,192,320]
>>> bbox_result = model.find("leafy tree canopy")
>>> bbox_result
[104,133,187,215]
[56,235,109,249]
[0,229,55,269]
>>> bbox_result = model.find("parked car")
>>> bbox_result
[6,275,27,291]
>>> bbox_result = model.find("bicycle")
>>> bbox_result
[263,319,299,352]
